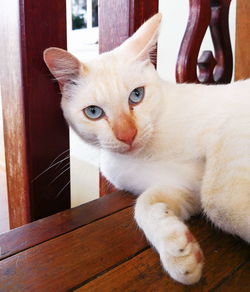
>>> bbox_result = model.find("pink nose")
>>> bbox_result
[112,114,137,146]
[116,127,137,145]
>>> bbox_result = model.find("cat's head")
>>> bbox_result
[44,13,162,154]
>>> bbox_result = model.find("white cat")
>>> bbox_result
[44,13,250,285]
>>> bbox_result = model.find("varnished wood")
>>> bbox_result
[0,0,70,228]
[78,240,249,292]
[78,215,250,291]
[98,0,158,196]
[0,207,147,291]
[176,0,233,84]
[0,192,249,291]
[0,0,31,228]
[0,191,135,260]
[215,261,250,291]
[235,0,250,80]
[99,0,158,53]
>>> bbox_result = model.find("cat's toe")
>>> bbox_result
[159,227,195,257]
[160,240,204,285]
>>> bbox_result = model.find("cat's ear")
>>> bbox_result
[43,47,84,89]
[118,13,162,63]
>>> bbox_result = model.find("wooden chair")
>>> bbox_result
[0,0,248,228]
[0,0,249,228]
[0,1,249,290]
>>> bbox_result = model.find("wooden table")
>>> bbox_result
[0,191,249,291]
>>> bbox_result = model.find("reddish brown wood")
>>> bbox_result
[0,207,148,291]
[0,1,70,227]
[0,0,31,228]
[215,262,250,291]
[235,0,250,80]
[78,213,250,291]
[129,0,159,35]
[0,191,135,260]
[99,0,158,53]
[0,194,248,291]
[98,0,158,196]
[176,0,233,84]
[78,240,250,291]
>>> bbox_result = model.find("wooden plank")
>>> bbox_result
[129,0,159,34]
[0,0,70,228]
[77,249,180,292]
[99,0,130,53]
[99,0,158,53]
[214,261,250,291]
[77,218,250,291]
[21,0,70,221]
[0,0,31,227]
[235,0,250,80]
[0,191,135,260]
[0,207,148,292]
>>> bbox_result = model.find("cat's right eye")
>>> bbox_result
[129,87,145,106]
[83,105,104,120]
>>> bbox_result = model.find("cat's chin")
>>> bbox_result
[105,143,145,155]
[105,146,133,154]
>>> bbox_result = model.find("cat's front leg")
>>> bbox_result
[134,186,203,285]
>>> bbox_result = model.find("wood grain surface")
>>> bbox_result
[0,0,70,228]
[0,193,249,291]
[0,191,135,260]
[0,208,147,291]
[235,0,250,80]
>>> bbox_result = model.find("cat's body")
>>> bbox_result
[101,79,250,196]
[44,14,250,285]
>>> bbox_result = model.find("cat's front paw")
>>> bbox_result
[158,221,204,285]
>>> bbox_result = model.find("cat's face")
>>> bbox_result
[62,53,161,153]
[44,14,162,154]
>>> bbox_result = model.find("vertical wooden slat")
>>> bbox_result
[98,0,158,196]
[0,1,31,227]
[235,0,250,80]
[0,0,70,228]
[99,0,158,53]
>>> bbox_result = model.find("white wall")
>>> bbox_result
[66,0,99,207]
[157,0,236,82]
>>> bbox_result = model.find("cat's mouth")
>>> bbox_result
[101,125,152,154]
[101,140,140,154]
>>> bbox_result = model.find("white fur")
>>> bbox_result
[44,14,250,285]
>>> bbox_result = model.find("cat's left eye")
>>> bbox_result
[129,87,145,106]
[83,105,104,120]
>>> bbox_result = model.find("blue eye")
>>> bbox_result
[129,87,144,105]
[83,105,104,120]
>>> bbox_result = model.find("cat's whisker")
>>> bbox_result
[56,181,70,198]
[58,161,70,172]
[55,154,70,170]
[48,149,70,168]
[32,154,70,182]
[50,166,70,185]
